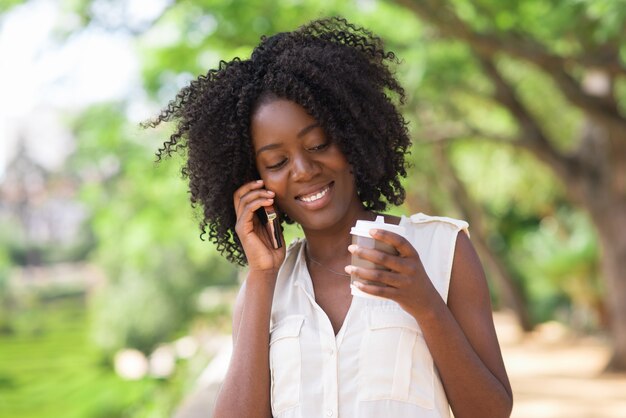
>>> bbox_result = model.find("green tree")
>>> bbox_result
[390,0,626,370]
[69,103,236,356]
[15,0,623,369]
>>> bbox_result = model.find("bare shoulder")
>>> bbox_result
[448,231,491,316]
[451,231,486,286]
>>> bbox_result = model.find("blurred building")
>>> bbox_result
[0,139,89,266]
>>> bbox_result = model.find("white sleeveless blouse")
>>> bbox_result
[268,213,469,418]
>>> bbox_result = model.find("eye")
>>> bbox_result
[308,142,330,152]
[266,158,287,170]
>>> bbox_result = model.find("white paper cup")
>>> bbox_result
[350,216,405,299]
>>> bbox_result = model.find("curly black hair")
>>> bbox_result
[148,17,411,266]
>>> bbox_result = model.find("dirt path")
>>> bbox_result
[495,312,626,418]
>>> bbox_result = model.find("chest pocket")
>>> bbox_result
[358,308,435,409]
[269,315,305,415]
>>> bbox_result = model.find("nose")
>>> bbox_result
[291,152,321,182]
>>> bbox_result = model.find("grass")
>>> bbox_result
[0,297,161,418]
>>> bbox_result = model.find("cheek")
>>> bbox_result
[260,171,287,196]
[328,146,351,170]
[260,172,294,215]
[332,157,353,178]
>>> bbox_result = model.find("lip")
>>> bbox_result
[295,181,334,210]
[295,181,333,199]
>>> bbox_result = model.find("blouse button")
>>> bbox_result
[325,410,333,416]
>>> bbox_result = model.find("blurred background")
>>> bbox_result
[1,0,625,417]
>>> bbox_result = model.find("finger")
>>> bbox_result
[237,189,275,214]
[345,265,406,288]
[233,180,265,209]
[234,186,275,216]
[369,229,417,259]
[348,244,409,272]
[351,280,396,299]
[238,197,275,225]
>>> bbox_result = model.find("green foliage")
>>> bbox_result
[449,0,626,45]
[0,0,621,416]
[68,103,237,355]
[451,141,564,218]
[130,0,612,332]
[0,248,13,334]
[0,295,209,418]
[0,0,23,14]
[396,0,621,328]
[0,223,95,267]
[0,299,158,418]
[90,272,183,355]
[138,0,424,100]
[517,208,601,327]
[445,137,602,324]
[4,4,616,415]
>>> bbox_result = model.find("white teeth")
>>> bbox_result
[300,185,330,203]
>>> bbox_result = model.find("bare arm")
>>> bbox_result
[213,179,285,418]
[348,230,512,418]
[415,232,512,417]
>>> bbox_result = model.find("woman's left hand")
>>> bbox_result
[345,228,439,317]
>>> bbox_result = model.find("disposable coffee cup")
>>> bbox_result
[350,216,405,299]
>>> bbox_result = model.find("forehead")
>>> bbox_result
[250,99,318,146]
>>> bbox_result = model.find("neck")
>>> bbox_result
[303,207,376,263]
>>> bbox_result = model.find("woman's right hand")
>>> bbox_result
[233,180,286,273]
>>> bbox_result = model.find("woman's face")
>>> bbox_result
[250,99,363,232]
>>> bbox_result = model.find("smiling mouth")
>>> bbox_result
[296,182,332,203]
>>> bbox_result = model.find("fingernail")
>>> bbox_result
[369,228,379,236]
[353,280,364,288]
[267,190,275,196]
[344,265,355,274]
[257,179,264,183]
[348,244,358,253]
[267,198,274,202]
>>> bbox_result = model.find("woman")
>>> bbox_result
[151,17,512,418]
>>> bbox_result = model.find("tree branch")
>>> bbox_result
[475,55,580,179]
[396,0,626,75]
[433,142,534,331]
[415,115,577,188]
[394,0,626,130]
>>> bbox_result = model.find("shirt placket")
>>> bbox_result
[297,282,339,417]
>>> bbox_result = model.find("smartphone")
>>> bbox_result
[255,205,283,249]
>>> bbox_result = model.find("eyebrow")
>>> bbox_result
[297,122,320,138]
[255,122,321,156]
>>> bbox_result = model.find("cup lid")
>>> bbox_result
[350,215,405,237]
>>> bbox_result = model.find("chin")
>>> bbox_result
[294,208,354,232]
